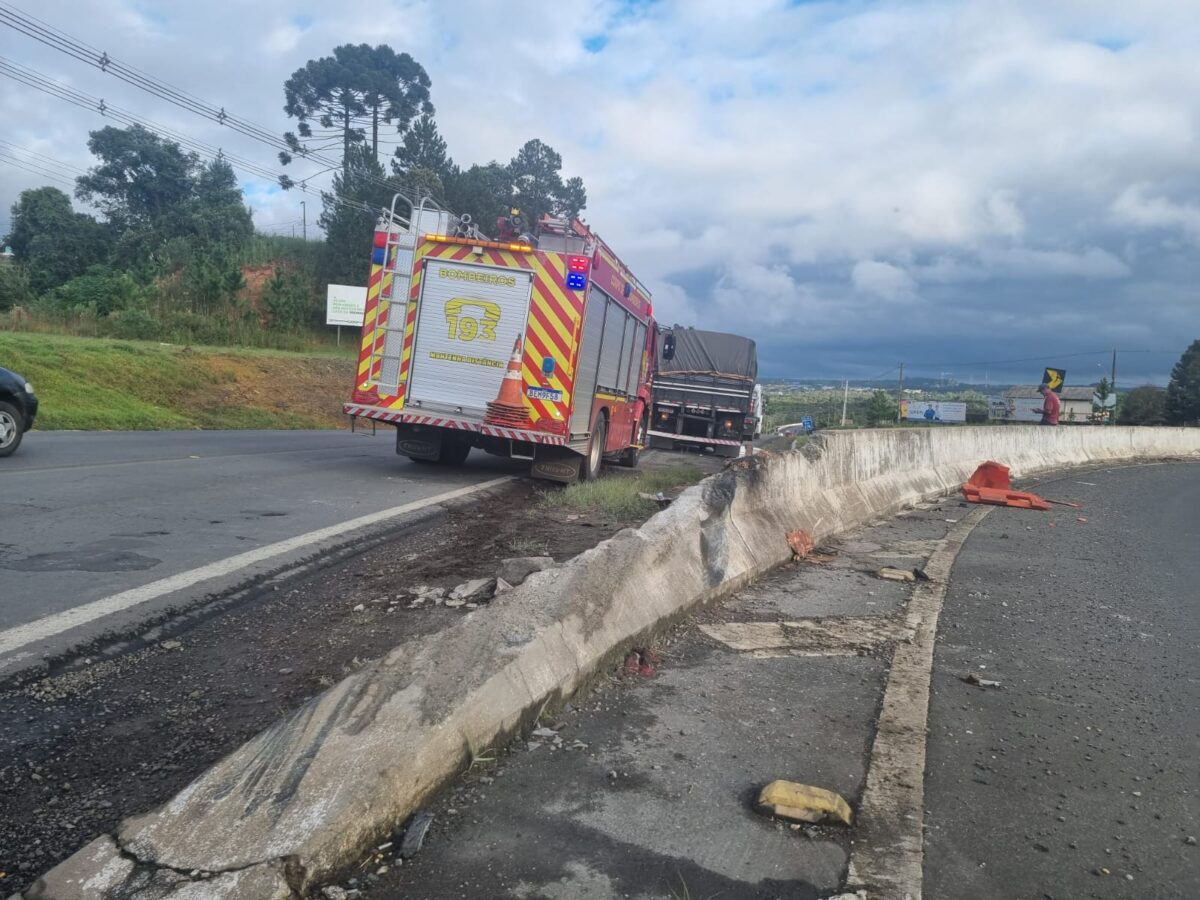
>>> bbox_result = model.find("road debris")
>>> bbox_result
[962,672,1002,688]
[398,811,434,859]
[757,780,853,825]
[877,567,916,582]
[449,578,496,603]
[913,567,931,581]
[787,529,815,558]
[159,640,182,651]
[1076,516,1088,523]
[497,556,555,586]
[637,490,673,508]
[621,647,660,677]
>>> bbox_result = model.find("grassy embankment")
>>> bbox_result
[538,463,705,519]
[0,331,355,431]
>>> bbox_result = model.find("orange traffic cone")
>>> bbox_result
[485,338,530,427]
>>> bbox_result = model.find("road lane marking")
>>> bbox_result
[845,505,992,900]
[0,442,372,475]
[0,476,514,662]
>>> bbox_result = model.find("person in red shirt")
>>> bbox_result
[1033,384,1060,425]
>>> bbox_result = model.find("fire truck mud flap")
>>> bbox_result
[396,423,447,461]
[531,447,583,483]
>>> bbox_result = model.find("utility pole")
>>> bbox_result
[301,201,307,241]
[897,362,904,422]
[841,378,849,427]
[1110,348,1117,425]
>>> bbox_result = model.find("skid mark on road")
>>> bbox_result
[0,476,513,667]
[845,505,991,900]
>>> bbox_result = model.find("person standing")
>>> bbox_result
[1033,384,1060,425]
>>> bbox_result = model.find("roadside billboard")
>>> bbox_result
[988,397,1043,423]
[900,400,967,423]
[326,284,368,327]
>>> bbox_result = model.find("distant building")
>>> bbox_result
[1001,385,1098,423]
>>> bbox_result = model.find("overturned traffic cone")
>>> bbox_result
[485,338,530,427]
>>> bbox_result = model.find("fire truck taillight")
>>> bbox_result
[373,231,388,248]
[372,247,386,265]
[566,255,590,291]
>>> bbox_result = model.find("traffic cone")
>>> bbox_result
[485,338,530,427]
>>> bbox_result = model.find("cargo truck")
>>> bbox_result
[648,327,758,457]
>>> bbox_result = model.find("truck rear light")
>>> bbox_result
[567,255,590,273]
[566,272,588,290]
[372,247,386,265]
[542,356,555,375]
[373,231,388,248]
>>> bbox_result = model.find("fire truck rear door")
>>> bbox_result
[407,258,534,417]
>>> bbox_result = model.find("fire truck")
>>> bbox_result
[343,195,664,483]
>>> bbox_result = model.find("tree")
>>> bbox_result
[1117,385,1167,426]
[7,187,111,293]
[75,125,197,236]
[190,158,253,248]
[318,144,397,286]
[865,390,896,425]
[282,44,433,176]
[1092,376,1112,423]
[507,139,587,226]
[392,114,451,180]
[1165,339,1200,425]
[444,162,514,231]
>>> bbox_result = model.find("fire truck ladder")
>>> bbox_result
[367,193,452,396]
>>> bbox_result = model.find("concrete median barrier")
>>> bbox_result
[25,426,1199,899]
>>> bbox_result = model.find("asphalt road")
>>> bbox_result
[925,461,1200,898]
[0,429,523,670]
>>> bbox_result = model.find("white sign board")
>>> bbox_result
[988,397,1043,422]
[900,400,967,423]
[326,284,368,327]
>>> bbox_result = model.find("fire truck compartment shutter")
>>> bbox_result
[406,260,534,416]
[570,288,607,433]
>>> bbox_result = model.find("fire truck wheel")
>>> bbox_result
[582,414,607,481]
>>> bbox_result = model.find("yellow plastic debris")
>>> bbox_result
[757,780,853,826]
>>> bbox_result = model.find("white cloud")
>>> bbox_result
[1111,184,1200,244]
[852,260,917,300]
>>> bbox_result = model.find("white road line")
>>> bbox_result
[0,476,514,660]
[845,505,992,900]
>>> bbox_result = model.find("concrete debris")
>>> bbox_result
[638,491,672,508]
[443,599,466,609]
[493,577,515,595]
[787,529,815,558]
[531,726,559,739]
[398,810,434,859]
[963,672,1002,688]
[877,567,916,582]
[322,887,350,900]
[757,780,853,826]
[159,640,182,651]
[1185,835,1196,846]
[352,603,365,612]
[450,577,496,603]
[826,892,868,900]
[496,556,555,586]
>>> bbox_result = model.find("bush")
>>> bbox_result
[44,271,144,316]
[105,307,162,341]
[0,266,35,311]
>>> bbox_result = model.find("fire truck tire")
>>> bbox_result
[582,414,607,481]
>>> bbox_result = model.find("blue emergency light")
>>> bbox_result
[542,356,556,375]
[566,272,587,290]
[372,247,386,265]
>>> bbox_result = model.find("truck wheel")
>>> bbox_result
[617,411,648,469]
[582,414,607,481]
[0,401,23,458]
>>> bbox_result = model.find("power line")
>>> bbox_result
[0,151,77,187]
[0,2,452,210]
[0,56,379,218]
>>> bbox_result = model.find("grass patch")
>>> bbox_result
[0,331,354,431]
[537,463,705,520]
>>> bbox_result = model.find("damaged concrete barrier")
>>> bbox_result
[25,426,1200,898]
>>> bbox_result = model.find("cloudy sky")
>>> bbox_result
[2,0,1198,383]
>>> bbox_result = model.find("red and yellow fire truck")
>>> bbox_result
[343,197,663,482]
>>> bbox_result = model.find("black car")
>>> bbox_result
[0,365,38,457]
